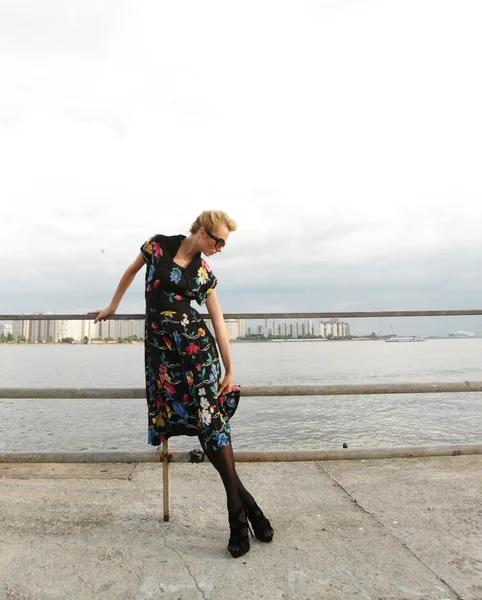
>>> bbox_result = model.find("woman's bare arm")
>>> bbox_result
[205,289,234,396]
[90,252,145,324]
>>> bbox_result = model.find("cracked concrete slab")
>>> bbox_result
[0,459,474,600]
[325,455,482,600]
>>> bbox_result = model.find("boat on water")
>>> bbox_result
[448,330,475,338]
[385,336,425,343]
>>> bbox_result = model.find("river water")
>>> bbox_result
[1,339,481,453]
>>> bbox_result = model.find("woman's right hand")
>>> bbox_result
[89,307,116,324]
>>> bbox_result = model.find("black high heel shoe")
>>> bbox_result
[227,505,252,558]
[245,502,274,542]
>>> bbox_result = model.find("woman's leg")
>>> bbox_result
[199,435,273,543]
[199,434,256,511]
[200,438,242,515]
[199,435,250,557]
[226,436,274,542]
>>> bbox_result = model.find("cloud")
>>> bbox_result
[1,0,482,335]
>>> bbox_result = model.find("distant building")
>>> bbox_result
[272,321,292,337]
[13,313,57,342]
[225,319,245,340]
[56,320,70,341]
[1,323,13,337]
[274,319,354,339]
[319,320,350,338]
[246,324,269,338]
[7,315,145,342]
[96,319,144,340]
[12,320,24,338]
[205,318,245,341]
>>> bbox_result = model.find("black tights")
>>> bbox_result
[199,434,255,517]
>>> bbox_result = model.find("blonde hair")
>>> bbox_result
[190,210,237,234]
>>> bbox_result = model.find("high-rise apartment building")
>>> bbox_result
[225,319,245,340]
[0,323,13,337]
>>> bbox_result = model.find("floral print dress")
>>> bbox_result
[140,234,241,451]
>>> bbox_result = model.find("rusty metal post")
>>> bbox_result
[162,440,170,522]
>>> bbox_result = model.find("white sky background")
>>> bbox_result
[1,0,482,335]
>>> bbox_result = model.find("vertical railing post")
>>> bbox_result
[162,440,170,522]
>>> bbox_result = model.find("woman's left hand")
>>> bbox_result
[217,372,234,398]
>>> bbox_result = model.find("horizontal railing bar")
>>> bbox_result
[1,444,481,464]
[2,382,482,399]
[2,309,482,320]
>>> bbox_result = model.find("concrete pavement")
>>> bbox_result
[1,456,480,600]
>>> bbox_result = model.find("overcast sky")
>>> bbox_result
[1,0,482,335]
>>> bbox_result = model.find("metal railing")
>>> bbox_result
[3,444,480,464]
[2,382,482,399]
[2,310,482,520]
[2,309,482,320]
[1,382,482,520]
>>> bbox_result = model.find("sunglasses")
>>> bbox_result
[205,229,226,250]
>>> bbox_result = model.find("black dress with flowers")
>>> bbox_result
[140,234,241,452]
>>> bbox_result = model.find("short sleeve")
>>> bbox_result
[140,234,164,265]
[195,260,218,306]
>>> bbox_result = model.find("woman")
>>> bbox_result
[91,210,273,558]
